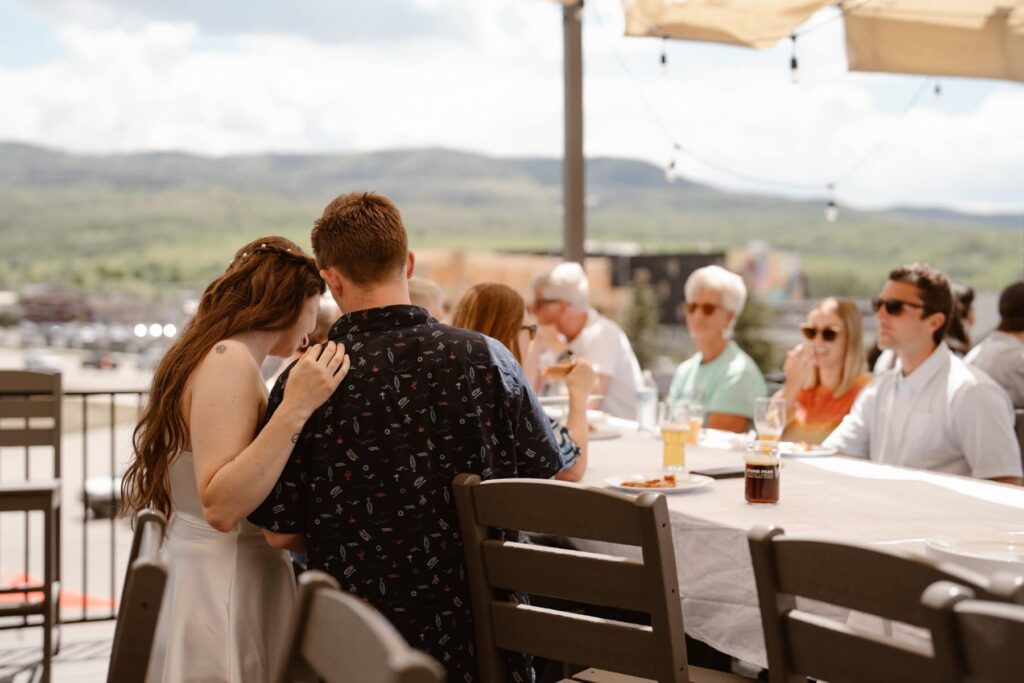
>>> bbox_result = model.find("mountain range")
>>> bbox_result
[1,142,1020,295]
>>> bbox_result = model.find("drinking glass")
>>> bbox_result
[685,402,703,445]
[658,401,689,471]
[754,396,786,442]
[745,440,781,504]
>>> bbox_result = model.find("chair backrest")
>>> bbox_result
[923,579,1024,683]
[275,570,445,683]
[748,525,1024,683]
[452,472,688,683]
[0,370,62,474]
[107,508,168,683]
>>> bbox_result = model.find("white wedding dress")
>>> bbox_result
[146,451,297,683]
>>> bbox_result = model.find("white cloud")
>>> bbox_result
[0,0,1022,213]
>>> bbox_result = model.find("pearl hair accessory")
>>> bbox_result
[233,243,295,263]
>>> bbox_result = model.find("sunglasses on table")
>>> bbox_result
[684,302,721,315]
[871,298,932,316]
[520,324,538,340]
[799,324,840,342]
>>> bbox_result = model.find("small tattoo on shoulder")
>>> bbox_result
[215,344,227,354]
[291,433,300,444]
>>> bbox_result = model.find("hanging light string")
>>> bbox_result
[789,34,799,84]
[588,0,936,218]
[829,75,933,186]
[590,2,821,193]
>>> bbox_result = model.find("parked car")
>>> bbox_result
[82,351,118,370]
[82,475,122,519]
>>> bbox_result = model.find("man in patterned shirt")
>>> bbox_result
[249,192,580,682]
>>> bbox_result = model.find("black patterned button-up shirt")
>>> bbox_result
[249,305,576,682]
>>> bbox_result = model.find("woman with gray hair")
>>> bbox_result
[668,265,766,432]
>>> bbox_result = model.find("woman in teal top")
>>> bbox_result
[668,265,767,432]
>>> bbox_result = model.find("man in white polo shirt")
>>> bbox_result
[530,262,644,420]
[824,263,1021,484]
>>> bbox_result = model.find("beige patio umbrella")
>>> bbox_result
[621,0,1024,83]
[622,0,833,48]
[844,1,1024,83]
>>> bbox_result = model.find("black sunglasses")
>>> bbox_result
[520,324,538,340]
[685,302,721,316]
[871,298,931,317]
[800,324,840,342]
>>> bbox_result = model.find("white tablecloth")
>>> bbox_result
[577,420,1024,668]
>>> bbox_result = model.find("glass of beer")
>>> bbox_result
[658,402,689,471]
[745,440,781,504]
[754,396,786,442]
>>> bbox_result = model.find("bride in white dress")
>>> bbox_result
[121,237,349,683]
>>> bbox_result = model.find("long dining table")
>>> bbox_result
[576,418,1024,668]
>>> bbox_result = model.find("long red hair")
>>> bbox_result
[121,236,325,519]
[451,283,527,363]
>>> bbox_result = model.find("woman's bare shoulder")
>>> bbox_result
[191,339,262,393]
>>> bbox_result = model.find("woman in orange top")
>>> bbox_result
[779,297,871,444]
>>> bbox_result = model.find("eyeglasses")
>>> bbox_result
[520,324,538,340]
[684,302,721,316]
[871,298,931,317]
[800,324,839,342]
[533,298,563,308]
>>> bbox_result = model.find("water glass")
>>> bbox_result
[754,396,786,442]
[685,402,703,445]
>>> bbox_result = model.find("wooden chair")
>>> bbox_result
[274,570,444,683]
[748,525,1024,683]
[106,508,168,683]
[452,472,744,683]
[923,580,1024,683]
[0,370,63,683]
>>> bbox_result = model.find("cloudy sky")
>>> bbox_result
[2,0,1023,213]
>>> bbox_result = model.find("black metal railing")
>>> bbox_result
[0,388,147,627]
[69,389,146,625]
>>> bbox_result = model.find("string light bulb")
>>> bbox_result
[825,199,838,223]
[664,158,677,183]
[789,35,799,84]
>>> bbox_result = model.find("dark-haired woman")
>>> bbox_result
[121,237,350,683]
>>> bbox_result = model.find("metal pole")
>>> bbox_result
[563,0,585,264]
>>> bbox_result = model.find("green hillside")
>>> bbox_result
[1,143,1020,296]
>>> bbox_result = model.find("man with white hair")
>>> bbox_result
[530,262,644,420]
[408,276,446,321]
[668,265,766,432]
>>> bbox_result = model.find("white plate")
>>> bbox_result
[778,442,837,458]
[924,533,1024,576]
[604,473,713,494]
